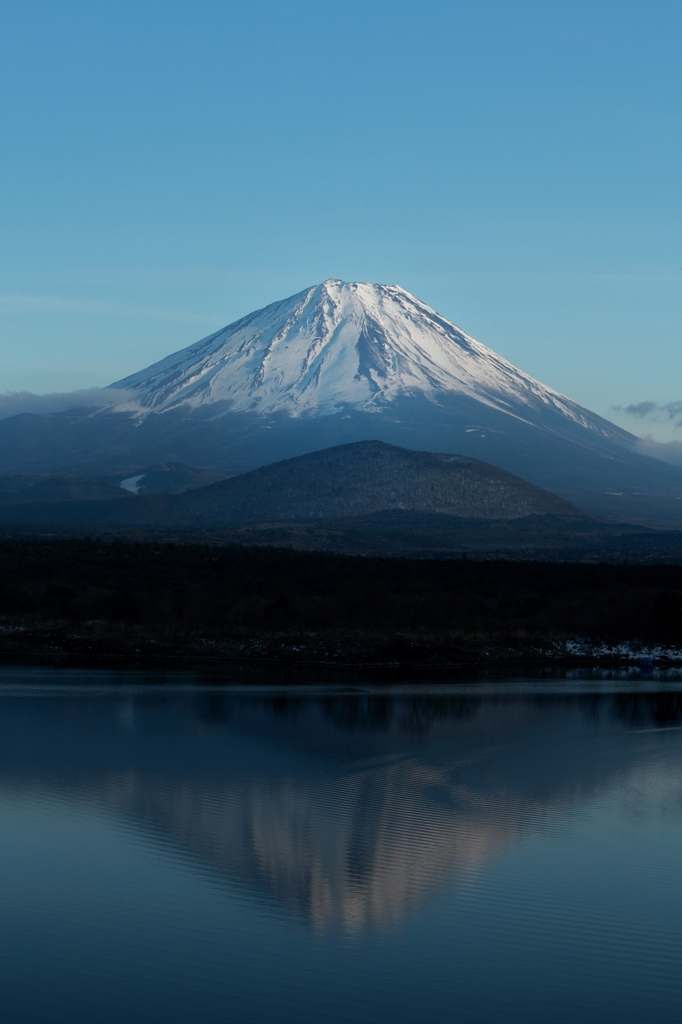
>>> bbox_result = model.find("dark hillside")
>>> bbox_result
[160,441,583,525]
[0,442,591,531]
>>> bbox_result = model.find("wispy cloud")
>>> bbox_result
[611,401,682,462]
[0,388,137,420]
[0,294,216,324]
[615,400,682,429]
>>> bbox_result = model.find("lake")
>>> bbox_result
[0,668,681,1023]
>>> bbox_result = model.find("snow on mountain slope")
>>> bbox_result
[5,280,681,525]
[111,281,627,442]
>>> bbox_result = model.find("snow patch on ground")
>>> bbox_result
[120,474,145,494]
[563,638,682,661]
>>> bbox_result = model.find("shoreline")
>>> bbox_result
[2,623,681,676]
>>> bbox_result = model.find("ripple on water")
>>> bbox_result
[0,676,681,1023]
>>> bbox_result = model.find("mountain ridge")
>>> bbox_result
[1,280,680,527]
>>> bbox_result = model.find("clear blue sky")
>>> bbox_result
[1,1,680,439]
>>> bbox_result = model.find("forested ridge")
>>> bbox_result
[0,540,680,668]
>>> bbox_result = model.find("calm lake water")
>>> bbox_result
[0,669,681,1023]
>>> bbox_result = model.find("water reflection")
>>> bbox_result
[95,758,527,930]
[1,688,681,932]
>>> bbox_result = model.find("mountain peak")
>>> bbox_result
[111,280,579,422]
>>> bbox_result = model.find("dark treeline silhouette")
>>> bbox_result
[1,541,681,662]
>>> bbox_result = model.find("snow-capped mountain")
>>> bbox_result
[1,281,681,526]
[111,280,622,443]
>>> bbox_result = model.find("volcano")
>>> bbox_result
[1,280,680,525]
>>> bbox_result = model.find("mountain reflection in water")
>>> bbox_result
[1,687,681,933]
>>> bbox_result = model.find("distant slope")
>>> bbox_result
[0,463,226,505]
[0,474,129,504]
[0,441,589,529]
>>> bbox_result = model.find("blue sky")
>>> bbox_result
[1,1,680,440]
